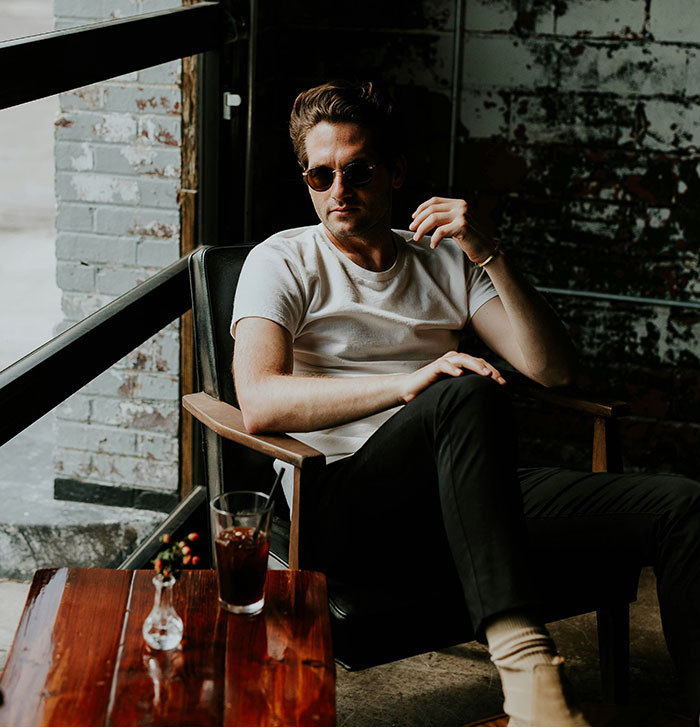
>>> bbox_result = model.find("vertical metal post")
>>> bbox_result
[243,0,258,243]
[198,48,222,245]
[447,0,466,196]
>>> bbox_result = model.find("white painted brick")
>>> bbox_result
[57,171,141,205]
[55,141,96,172]
[94,143,180,178]
[137,115,181,147]
[685,48,700,97]
[105,84,182,116]
[648,0,700,42]
[464,1,554,33]
[94,206,179,238]
[59,86,105,112]
[137,177,179,208]
[55,393,92,423]
[95,266,150,295]
[85,369,179,401]
[121,327,180,373]
[108,71,140,83]
[136,239,180,267]
[56,261,96,292]
[54,0,108,18]
[55,111,138,144]
[460,88,509,138]
[54,0,183,502]
[55,202,95,231]
[463,35,558,89]
[464,0,517,32]
[560,41,687,96]
[92,398,179,434]
[138,60,181,85]
[54,447,178,492]
[56,232,137,265]
[137,431,178,460]
[643,98,700,151]
[60,291,115,322]
[555,0,646,38]
[56,420,138,456]
[108,0,183,17]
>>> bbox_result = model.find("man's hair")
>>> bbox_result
[289,80,398,167]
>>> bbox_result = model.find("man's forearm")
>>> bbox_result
[478,252,578,387]
[236,371,407,434]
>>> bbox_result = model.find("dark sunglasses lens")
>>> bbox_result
[307,167,334,191]
[344,163,373,186]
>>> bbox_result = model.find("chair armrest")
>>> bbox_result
[182,391,325,469]
[507,372,630,419]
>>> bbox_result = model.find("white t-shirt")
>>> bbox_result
[232,223,498,463]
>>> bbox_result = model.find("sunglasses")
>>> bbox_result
[302,162,378,192]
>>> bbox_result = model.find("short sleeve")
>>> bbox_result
[466,262,499,320]
[231,239,306,338]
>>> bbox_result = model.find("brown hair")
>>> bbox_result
[289,80,398,167]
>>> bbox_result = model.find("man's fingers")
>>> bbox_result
[444,354,506,384]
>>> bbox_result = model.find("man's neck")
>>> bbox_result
[323,228,397,272]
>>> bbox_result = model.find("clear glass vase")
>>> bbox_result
[142,575,183,650]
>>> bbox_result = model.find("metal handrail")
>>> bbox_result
[0,253,194,447]
[0,2,225,111]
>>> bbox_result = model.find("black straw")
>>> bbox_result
[252,468,283,543]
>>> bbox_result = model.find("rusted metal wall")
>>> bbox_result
[252,0,699,476]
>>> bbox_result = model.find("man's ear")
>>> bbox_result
[391,155,407,189]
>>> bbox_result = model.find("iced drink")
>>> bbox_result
[210,491,273,615]
[215,526,270,612]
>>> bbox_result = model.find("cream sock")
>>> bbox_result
[485,612,588,727]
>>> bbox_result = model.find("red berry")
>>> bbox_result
[182,555,191,565]
[154,558,163,572]
[187,532,200,542]
[181,545,191,556]
[192,556,201,566]
[161,534,171,544]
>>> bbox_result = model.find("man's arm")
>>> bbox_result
[233,316,506,434]
[410,197,577,388]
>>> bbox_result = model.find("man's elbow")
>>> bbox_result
[240,403,273,434]
[536,359,577,389]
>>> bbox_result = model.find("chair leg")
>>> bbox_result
[597,603,630,704]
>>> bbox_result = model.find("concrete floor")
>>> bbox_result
[0,567,690,726]
[333,567,688,726]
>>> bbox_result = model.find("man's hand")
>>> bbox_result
[409,196,496,265]
[401,350,506,403]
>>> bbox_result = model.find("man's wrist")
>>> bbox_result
[474,241,502,268]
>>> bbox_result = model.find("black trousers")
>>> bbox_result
[302,374,700,711]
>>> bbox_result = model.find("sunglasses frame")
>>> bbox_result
[302,162,378,192]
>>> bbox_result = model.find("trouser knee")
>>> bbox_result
[425,373,513,429]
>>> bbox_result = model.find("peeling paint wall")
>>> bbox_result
[53,0,183,509]
[255,0,699,475]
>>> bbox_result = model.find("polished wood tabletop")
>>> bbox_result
[0,567,336,726]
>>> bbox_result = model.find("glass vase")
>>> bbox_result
[142,575,183,650]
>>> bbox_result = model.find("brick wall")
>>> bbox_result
[53,0,183,509]
[252,0,699,475]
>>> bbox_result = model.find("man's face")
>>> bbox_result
[303,121,403,246]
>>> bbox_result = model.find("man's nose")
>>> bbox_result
[330,169,351,199]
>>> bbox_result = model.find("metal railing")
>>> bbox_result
[0,2,233,445]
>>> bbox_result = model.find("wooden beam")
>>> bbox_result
[179,4,201,498]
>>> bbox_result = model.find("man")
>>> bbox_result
[232,80,700,726]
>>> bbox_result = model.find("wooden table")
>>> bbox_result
[0,568,336,726]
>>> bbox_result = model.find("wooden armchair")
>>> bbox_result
[182,244,638,702]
